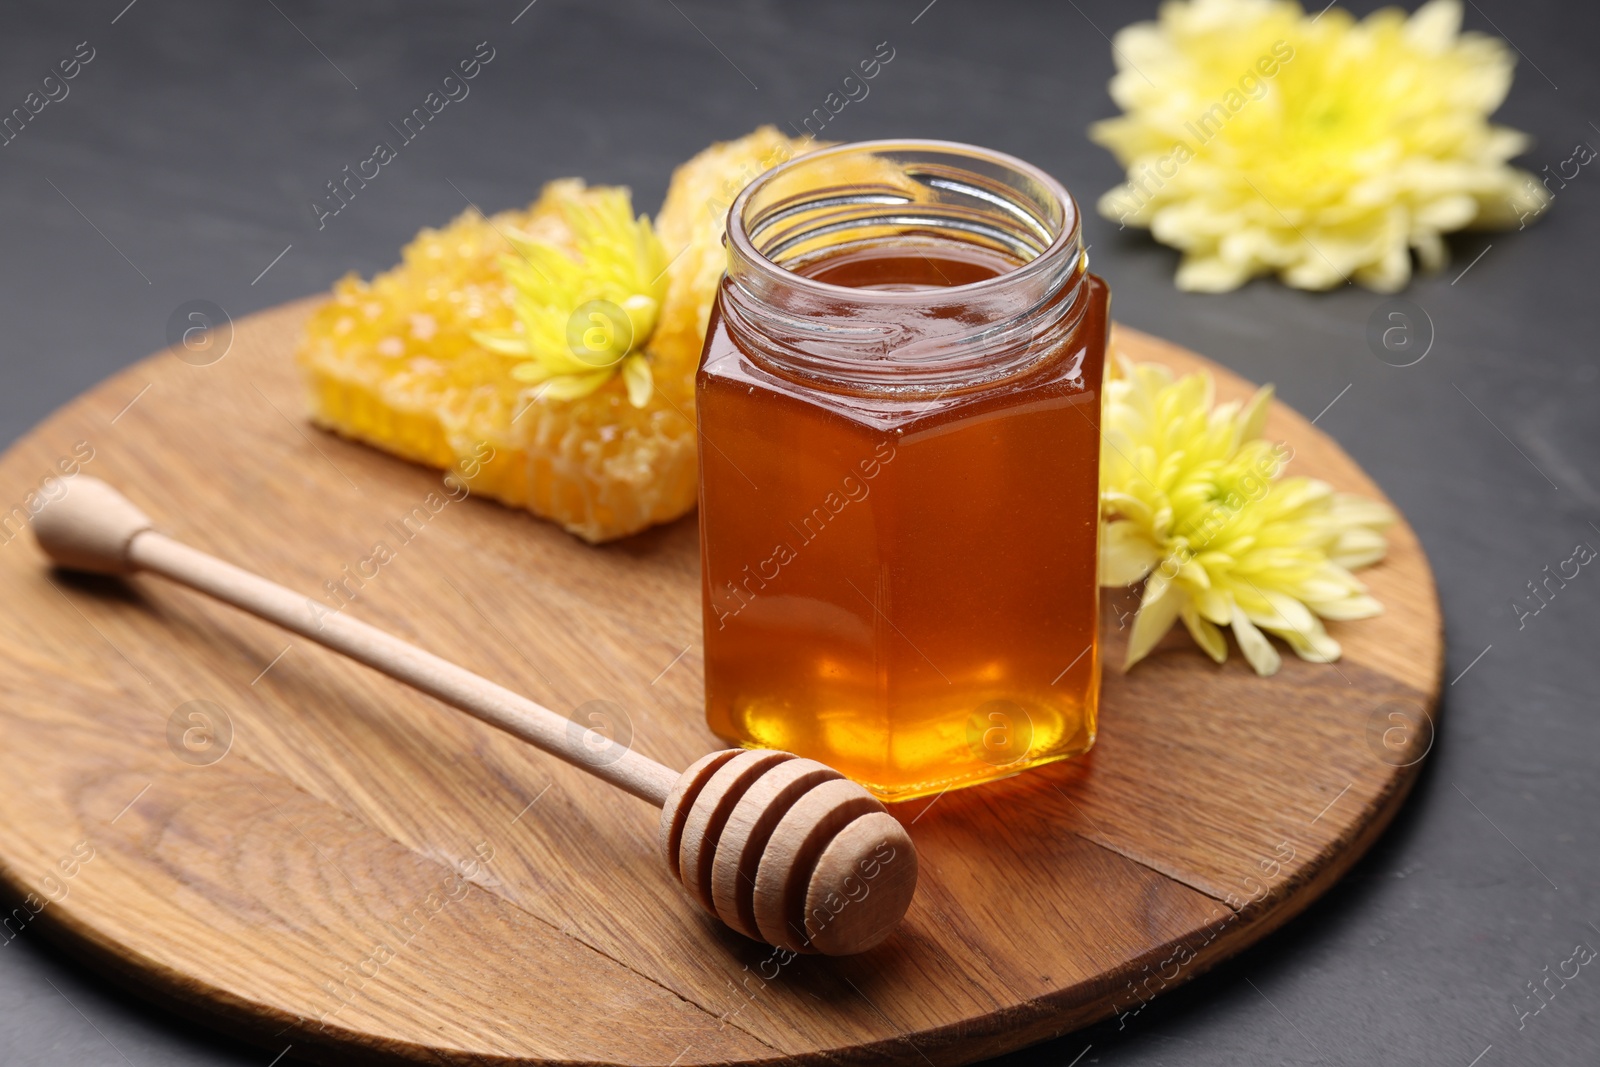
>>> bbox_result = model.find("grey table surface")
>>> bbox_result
[0,1,1595,1064]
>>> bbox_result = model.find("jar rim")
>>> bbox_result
[725,138,1081,304]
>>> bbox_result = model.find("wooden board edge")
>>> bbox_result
[800,737,1434,1066]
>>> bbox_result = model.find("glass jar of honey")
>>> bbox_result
[696,140,1108,802]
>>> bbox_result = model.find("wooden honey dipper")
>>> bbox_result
[33,477,916,956]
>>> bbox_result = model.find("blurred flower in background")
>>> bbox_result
[1090,0,1550,292]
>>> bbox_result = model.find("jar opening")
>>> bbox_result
[719,140,1088,396]
[728,139,1078,299]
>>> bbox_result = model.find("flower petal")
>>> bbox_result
[1125,573,1184,670]
[621,352,654,408]
[509,361,554,383]
[1100,519,1163,586]
[1230,603,1282,677]
[473,330,534,356]
[1277,615,1342,663]
[1311,593,1384,621]
[1195,585,1233,625]
[534,371,613,401]
[1238,384,1273,444]
[1252,589,1318,637]
[1329,528,1390,569]
[1181,602,1228,664]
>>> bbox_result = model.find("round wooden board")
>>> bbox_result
[0,299,1441,1066]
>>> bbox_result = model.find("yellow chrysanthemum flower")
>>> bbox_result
[1100,356,1395,675]
[1090,0,1550,291]
[473,188,667,407]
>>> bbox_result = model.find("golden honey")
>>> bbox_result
[697,141,1108,801]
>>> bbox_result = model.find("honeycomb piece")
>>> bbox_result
[653,127,824,369]
[297,130,833,543]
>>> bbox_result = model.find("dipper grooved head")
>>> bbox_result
[660,749,917,955]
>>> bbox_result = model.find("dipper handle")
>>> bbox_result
[32,477,678,804]
[35,477,919,956]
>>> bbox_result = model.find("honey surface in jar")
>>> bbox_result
[698,231,1108,802]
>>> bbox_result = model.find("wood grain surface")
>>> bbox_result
[0,298,1442,1066]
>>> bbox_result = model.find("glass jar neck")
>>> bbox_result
[721,139,1087,398]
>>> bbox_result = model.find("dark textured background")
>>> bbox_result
[1,1,1596,1064]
